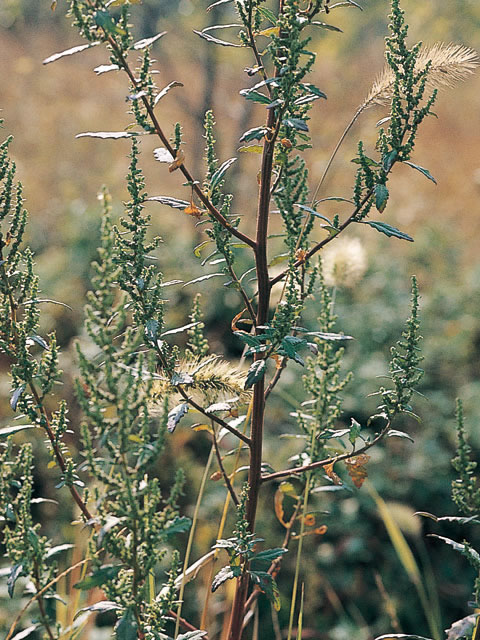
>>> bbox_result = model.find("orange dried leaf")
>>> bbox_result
[345,454,371,489]
[324,461,342,486]
[169,149,185,173]
[314,525,328,535]
[184,202,203,218]
[280,138,293,149]
[210,471,222,482]
[304,514,316,526]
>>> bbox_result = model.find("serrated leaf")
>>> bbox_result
[0,424,35,437]
[349,418,361,445]
[206,402,232,413]
[7,563,23,598]
[164,516,192,537]
[170,372,195,387]
[212,566,236,592]
[282,117,309,132]
[10,385,26,411]
[245,360,267,389]
[428,535,480,565]
[374,183,389,212]
[249,571,281,610]
[210,157,237,191]
[42,42,100,65]
[239,126,267,143]
[154,80,184,106]
[403,161,437,185]
[193,30,242,47]
[364,220,413,242]
[234,331,261,347]
[115,608,137,640]
[133,31,167,50]
[147,196,190,209]
[251,548,287,569]
[167,403,189,433]
[240,89,271,104]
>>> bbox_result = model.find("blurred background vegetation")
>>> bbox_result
[1,1,480,639]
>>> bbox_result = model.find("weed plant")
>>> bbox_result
[0,1,478,639]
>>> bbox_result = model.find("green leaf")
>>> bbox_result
[239,126,267,143]
[193,30,242,47]
[348,418,361,445]
[11,626,40,640]
[351,156,379,167]
[374,183,389,212]
[240,89,271,105]
[387,429,414,443]
[183,273,225,287]
[428,535,480,566]
[245,360,267,389]
[258,6,277,24]
[94,10,126,35]
[147,196,190,209]
[162,321,200,337]
[154,80,184,106]
[295,204,331,225]
[0,424,35,437]
[76,131,141,140]
[10,385,26,411]
[374,636,433,640]
[311,20,343,32]
[42,42,100,65]
[115,608,138,640]
[249,571,281,609]
[133,31,167,50]
[364,220,413,242]
[74,565,122,590]
[238,144,263,154]
[167,403,189,433]
[212,566,236,592]
[383,149,398,171]
[403,161,437,185]
[164,516,192,537]
[46,544,75,559]
[210,157,237,191]
[7,563,23,598]
[234,331,261,347]
[282,118,309,132]
[301,83,327,99]
[75,600,121,620]
[251,548,287,569]
[145,319,159,343]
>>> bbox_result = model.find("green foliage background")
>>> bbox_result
[0,1,480,639]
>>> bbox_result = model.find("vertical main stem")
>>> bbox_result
[227,51,277,640]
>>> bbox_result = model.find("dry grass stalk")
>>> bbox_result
[364,42,479,110]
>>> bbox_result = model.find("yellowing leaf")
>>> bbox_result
[279,481,297,497]
[238,144,263,153]
[184,201,203,218]
[47,460,56,469]
[169,149,185,173]
[274,489,288,528]
[128,434,143,444]
[192,424,214,434]
[258,26,280,37]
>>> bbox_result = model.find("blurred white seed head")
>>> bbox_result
[322,237,367,289]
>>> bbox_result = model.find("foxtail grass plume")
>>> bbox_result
[149,355,252,409]
[322,237,367,289]
[364,43,479,111]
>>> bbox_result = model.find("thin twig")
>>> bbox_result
[212,422,240,506]
[261,420,391,482]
